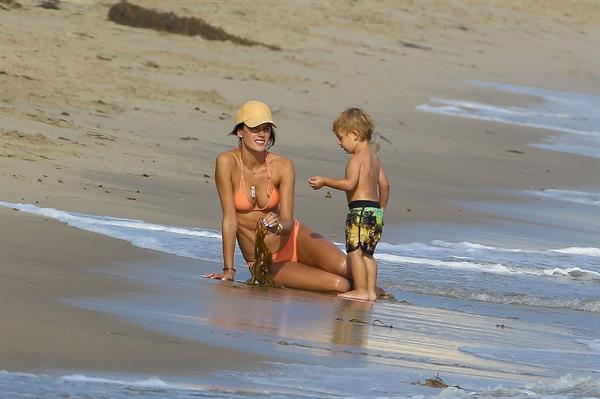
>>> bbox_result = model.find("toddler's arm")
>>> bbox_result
[308,156,360,192]
[378,166,390,209]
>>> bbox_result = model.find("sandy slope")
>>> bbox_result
[1,0,598,232]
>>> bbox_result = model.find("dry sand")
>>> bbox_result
[1,0,599,374]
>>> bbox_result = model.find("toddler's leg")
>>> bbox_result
[364,254,378,301]
[338,249,370,301]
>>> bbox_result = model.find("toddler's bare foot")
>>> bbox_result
[368,290,377,301]
[338,290,371,301]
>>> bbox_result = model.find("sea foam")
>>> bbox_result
[2,201,599,313]
[417,81,600,158]
[530,189,600,207]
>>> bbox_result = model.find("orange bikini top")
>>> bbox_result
[234,152,280,213]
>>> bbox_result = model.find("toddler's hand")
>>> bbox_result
[308,176,324,189]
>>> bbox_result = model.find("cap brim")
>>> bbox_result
[245,119,277,129]
[229,120,277,135]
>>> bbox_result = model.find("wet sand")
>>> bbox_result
[0,207,275,375]
[1,0,599,380]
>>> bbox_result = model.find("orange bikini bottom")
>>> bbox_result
[247,219,300,266]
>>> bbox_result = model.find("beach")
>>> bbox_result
[1,0,599,397]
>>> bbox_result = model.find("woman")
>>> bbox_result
[204,100,351,292]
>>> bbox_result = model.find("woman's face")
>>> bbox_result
[240,123,273,151]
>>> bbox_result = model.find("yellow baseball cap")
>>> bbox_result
[230,100,277,134]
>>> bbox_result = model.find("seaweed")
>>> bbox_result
[247,219,280,287]
[413,374,462,389]
[39,0,59,10]
[107,1,280,51]
[0,0,22,9]
[335,317,395,328]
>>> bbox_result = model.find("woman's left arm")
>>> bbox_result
[263,156,294,236]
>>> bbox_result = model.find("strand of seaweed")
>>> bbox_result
[412,373,463,390]
[247,219,280,287]
[108,2,280,51]
[335,317,395,328]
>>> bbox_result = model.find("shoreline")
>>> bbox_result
[2,206,596,396]
[0,208,277,376]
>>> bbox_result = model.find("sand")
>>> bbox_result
[0,207,276,374]
[1,0,599,376]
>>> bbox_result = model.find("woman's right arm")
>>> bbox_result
[206,153,238,280]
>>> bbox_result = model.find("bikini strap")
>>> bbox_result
[235,152,246,191]
[265,152,274,192]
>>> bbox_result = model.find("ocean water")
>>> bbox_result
[416,81,600,158]
[1,82,599,398]
[1,199,598,315]
[1,192,599,398]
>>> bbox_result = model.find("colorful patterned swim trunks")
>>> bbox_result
[345,200,384,256]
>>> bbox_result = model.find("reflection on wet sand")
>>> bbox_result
[202,282,377,353]
[197,282,555,381]
[204,282,293,336]
[330,300,372,348]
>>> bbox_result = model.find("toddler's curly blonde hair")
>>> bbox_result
[332,107,374,142]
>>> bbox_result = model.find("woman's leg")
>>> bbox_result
[271,261,349,293]
[295,223,351,278]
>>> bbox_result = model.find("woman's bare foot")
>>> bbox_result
[338,290,371,301]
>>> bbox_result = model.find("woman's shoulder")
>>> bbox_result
[268,152,294,168]
[215,149,240,171]
[216,148,239,162]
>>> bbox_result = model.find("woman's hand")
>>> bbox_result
[261,212,283,235]
[203,268,236,281]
